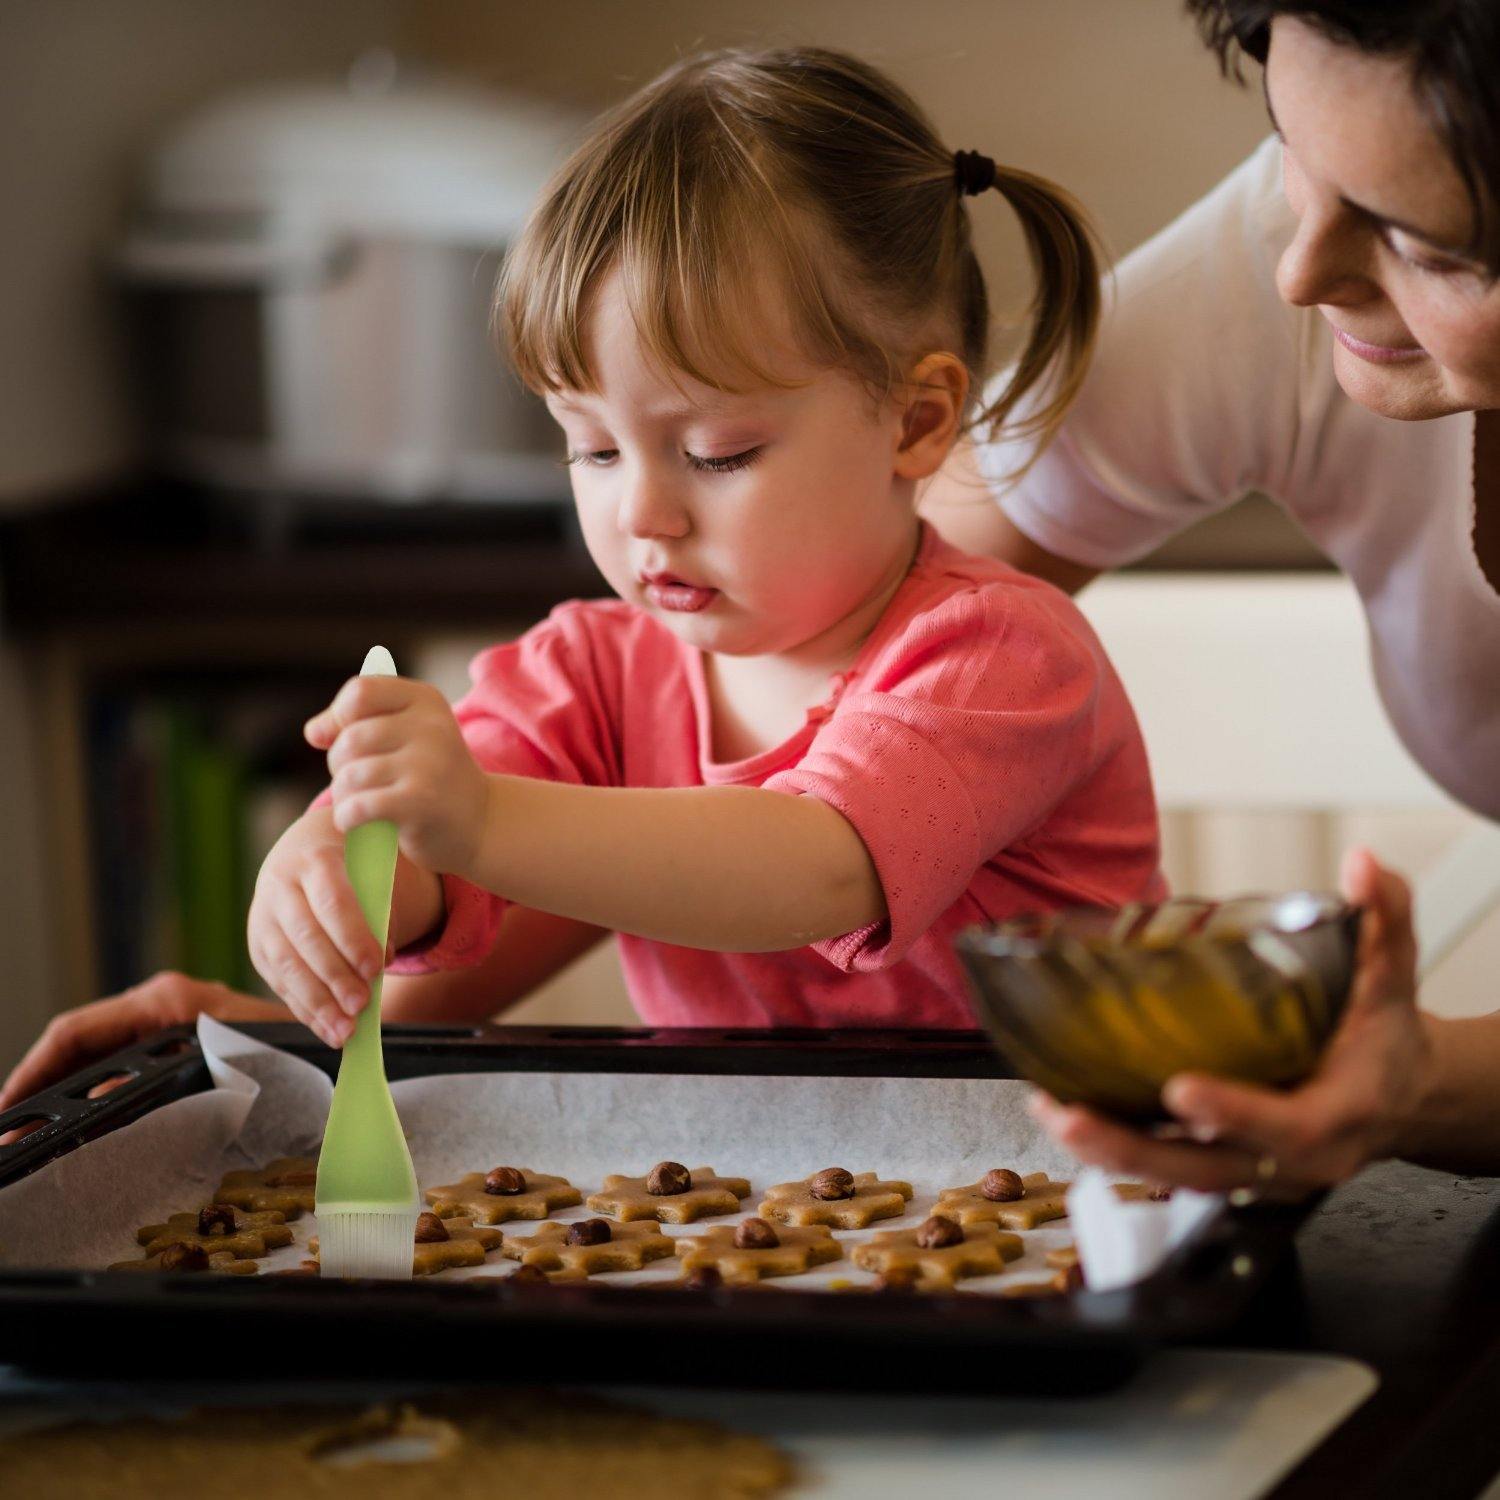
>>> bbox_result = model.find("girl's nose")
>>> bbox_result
[617,468,691,539]
[1276,199,1372,311]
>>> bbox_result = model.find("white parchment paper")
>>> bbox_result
[0,1017,1202,1291]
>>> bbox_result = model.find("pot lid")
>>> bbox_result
[138,51,584,242]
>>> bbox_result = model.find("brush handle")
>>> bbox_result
[318,645,418,1213]
[342,819,399,1072]
[340,645,400,1077]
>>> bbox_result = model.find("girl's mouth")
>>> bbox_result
[642,573,718,613]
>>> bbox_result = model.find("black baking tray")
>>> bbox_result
[0,1023,1311,1395]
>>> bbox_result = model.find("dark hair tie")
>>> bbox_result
[953,149,997,197]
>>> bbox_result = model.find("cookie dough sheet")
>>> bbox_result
[0,1017,1099,1292]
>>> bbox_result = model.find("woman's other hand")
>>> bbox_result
[1029,848,1428,1194]
[0,973,290,1116]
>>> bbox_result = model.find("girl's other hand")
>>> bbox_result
[247,805,388,1048]
[0,974,291,1117]
[1029,848,1428,1195]
[305,675,492,880]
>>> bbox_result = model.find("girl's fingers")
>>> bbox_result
[253,925,353,1047]
[331,792,397,832]
[276,886,372,1019]
[302,857,385,984]
[305,674,414,748]
[323,718,406,779]
[329,753,401,802]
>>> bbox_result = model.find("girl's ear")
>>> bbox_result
[894,353,969,479]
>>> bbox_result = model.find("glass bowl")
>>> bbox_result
[954,893,1360,1120]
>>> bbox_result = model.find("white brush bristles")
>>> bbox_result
[316,1205,421,1279]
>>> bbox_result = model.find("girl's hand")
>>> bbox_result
[1029,848,1428,1196]
[0,973,291,1116]
[247,805,390,1047]
[305,675,492,880]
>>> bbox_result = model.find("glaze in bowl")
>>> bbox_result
[955,893,1360,1120]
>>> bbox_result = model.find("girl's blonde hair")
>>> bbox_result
[499,46,1101,467]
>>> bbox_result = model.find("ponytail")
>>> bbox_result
[966,164,1103,479]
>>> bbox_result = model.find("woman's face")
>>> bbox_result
[1266,18,1500,419]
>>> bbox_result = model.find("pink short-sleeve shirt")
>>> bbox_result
[391,523,1163,1028]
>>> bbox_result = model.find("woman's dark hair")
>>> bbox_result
[1186,1,1500,269]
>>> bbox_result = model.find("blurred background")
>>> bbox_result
[1,0,1491,1079]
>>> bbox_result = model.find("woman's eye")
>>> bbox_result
[1396,246,1454,276]
[685,446,763,475]
[564,449,618,468]
[1383,231,1474,278]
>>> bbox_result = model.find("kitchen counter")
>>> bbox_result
[1234,1160,1500,1498]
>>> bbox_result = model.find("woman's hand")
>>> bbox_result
[0,973,291,1114]
[1029,848,1428,1195]
[306,675,493,879]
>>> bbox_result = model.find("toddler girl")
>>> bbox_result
[249,46,1164,1047]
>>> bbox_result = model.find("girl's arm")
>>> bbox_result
[313,675,885,959]
[469,779,885,952]
[383,905,610,1025]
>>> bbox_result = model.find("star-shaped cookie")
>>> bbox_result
[851,1219,1023,1290]
[135,1205,292,1261]
[269,1259,322,1279]
[587,1165,751,1224]
[464,1264,589,1286]
[931,1170,1070,1230]
[500,1219,674,1278]
[425,1168,583,1225]
[758,1170,912,1229]
[674,1222,841,1285]
[110,1244,258,1275]
[214,1157,318,1218]
[310,1214,503,1277]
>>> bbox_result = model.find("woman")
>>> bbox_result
[922,0,1500,1193]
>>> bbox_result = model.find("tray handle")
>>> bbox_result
[0,1027,207,1186]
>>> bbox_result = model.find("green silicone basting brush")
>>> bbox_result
[314,645,421,1278]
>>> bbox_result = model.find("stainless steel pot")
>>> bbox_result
[116,60,581,506]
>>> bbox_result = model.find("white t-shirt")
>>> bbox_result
[978,136,1499,821]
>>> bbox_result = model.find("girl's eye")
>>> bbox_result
[564,449,618,468]
[685,446,762,475]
